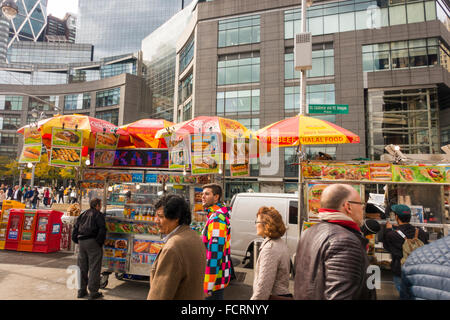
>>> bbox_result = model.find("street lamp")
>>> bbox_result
[27,161,36,187]
[1,0,18,20]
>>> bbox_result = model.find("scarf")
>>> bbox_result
[318,208,361,232]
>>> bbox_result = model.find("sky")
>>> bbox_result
[46,0,79,19]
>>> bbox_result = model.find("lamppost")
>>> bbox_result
[27,161,35,187]
[0,0,18,61]
[294,0,313,235]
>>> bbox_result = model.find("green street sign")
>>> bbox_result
[308,104,349,114]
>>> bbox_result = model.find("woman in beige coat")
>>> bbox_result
[251,206,292,300]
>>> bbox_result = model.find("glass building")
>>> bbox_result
[8,0,48,46]
[77,0,194,60]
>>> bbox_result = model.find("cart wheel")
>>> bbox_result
[100,274,109,289]
[115,272,125,280]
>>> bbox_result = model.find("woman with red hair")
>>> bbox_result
[251,206,292,300]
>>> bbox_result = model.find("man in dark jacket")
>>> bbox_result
[294,184,376,300]
[401,235,450,300]
[72,198,106,300]
[383,204,428,299]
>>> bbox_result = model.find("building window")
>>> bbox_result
[0,115,21,130]
[96,88,120,107]
[179,37,194,74]
[100,61,136,79]
[183,101,192,121]
[362,38,443,72]
[285,84,335,120]
[284,0,443,38]
[29,96,59,112]
[285,43,334,80]
[217,52,260,86]
[0,96,23,111]
[69,69,101,83]
[218,14,260,48]
[367,87,440,159]
[96,109,119,126]
[0,133,19,146]
[64,93,91,110]
[216,89,260,116]
[178,73,193,105]
[238,118,260,131]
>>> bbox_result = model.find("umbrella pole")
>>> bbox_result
[297,144,306,239]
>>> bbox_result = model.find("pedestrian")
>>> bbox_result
[147,194,206,300]
[70,188,77,204]
[382,204,428,299]
[0,189,6,203]
[201,183,232,300]
[24,187,33,208]
[401,235,450,300]
[294,184,376,300]
[52,188,57,205]
[31,187,39,209]
[6,185,13,200]
[43,188,51,208]
[58,186,64,203]
[251,206,292,300]
[71,198,106,300]
[12,185,22,202]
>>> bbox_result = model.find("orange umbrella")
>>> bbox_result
[256,114,360,147]
[119,119,174,148]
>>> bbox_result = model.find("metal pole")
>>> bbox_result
[298,0,308,238]
[18,167,23,188]
[30,164,35,188]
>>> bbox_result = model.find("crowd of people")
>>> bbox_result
[71,182,449,301]
[0,184,81,208]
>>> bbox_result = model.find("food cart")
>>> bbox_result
[81,147,213,287]
[300,158,450,269]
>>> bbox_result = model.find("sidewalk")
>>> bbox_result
[0,250,398,300]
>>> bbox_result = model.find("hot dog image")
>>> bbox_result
[55,130,80,144]
[96,133,117,147]
[23,146,40,160]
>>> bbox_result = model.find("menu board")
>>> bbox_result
[168,136,189,170]
[93,150,115,167]
[19,127,42,163]
[302,162,450,184]
[50,128,83,167]
[190,133,222,175]
[131,239,163,265]
[392,165,448,183]
[95,132,119,150]
[229,137,249,177]
[103,237,128,272]
[105,219,159,236]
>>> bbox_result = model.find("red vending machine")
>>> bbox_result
[17,210,38,252]
[33,210,64,253]
[4,209,24,251]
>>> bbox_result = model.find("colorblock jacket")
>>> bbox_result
[202,203,232,295]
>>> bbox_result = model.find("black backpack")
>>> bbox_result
[77,209,98,237]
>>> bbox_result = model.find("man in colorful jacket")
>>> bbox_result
[201,183,232,300]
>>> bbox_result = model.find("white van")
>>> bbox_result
[229,193,299,271]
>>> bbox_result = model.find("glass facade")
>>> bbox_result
[285,84,335,120]
[29,95,59,111]
[218,14,260,47]
[178,73,193,105]
[179,37,194,74]
[284,0,442,38]
[362,38,448,71]
[0,95,23,110]
[96,109,119,126]
[217,52,260,85]
[8,43,93,64]
[77,0,193,59]
[216,89,260,116]
[64,94,91,110]
[0,114,21,130]
[367,87,440,159]
[8,0,47,47]
[142,0,196,122]
[285,43,334,79]
[96,88,121,107]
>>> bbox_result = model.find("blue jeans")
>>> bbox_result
[205,289,224,300]
[393,275,408,300]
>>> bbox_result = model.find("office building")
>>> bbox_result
[8,0,48,46]
[169,0,450,195]
[45,13,77,43]
[76,0,194,60]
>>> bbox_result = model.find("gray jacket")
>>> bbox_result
[251,237,291,300]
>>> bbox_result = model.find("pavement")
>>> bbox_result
[0,249,399,300]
